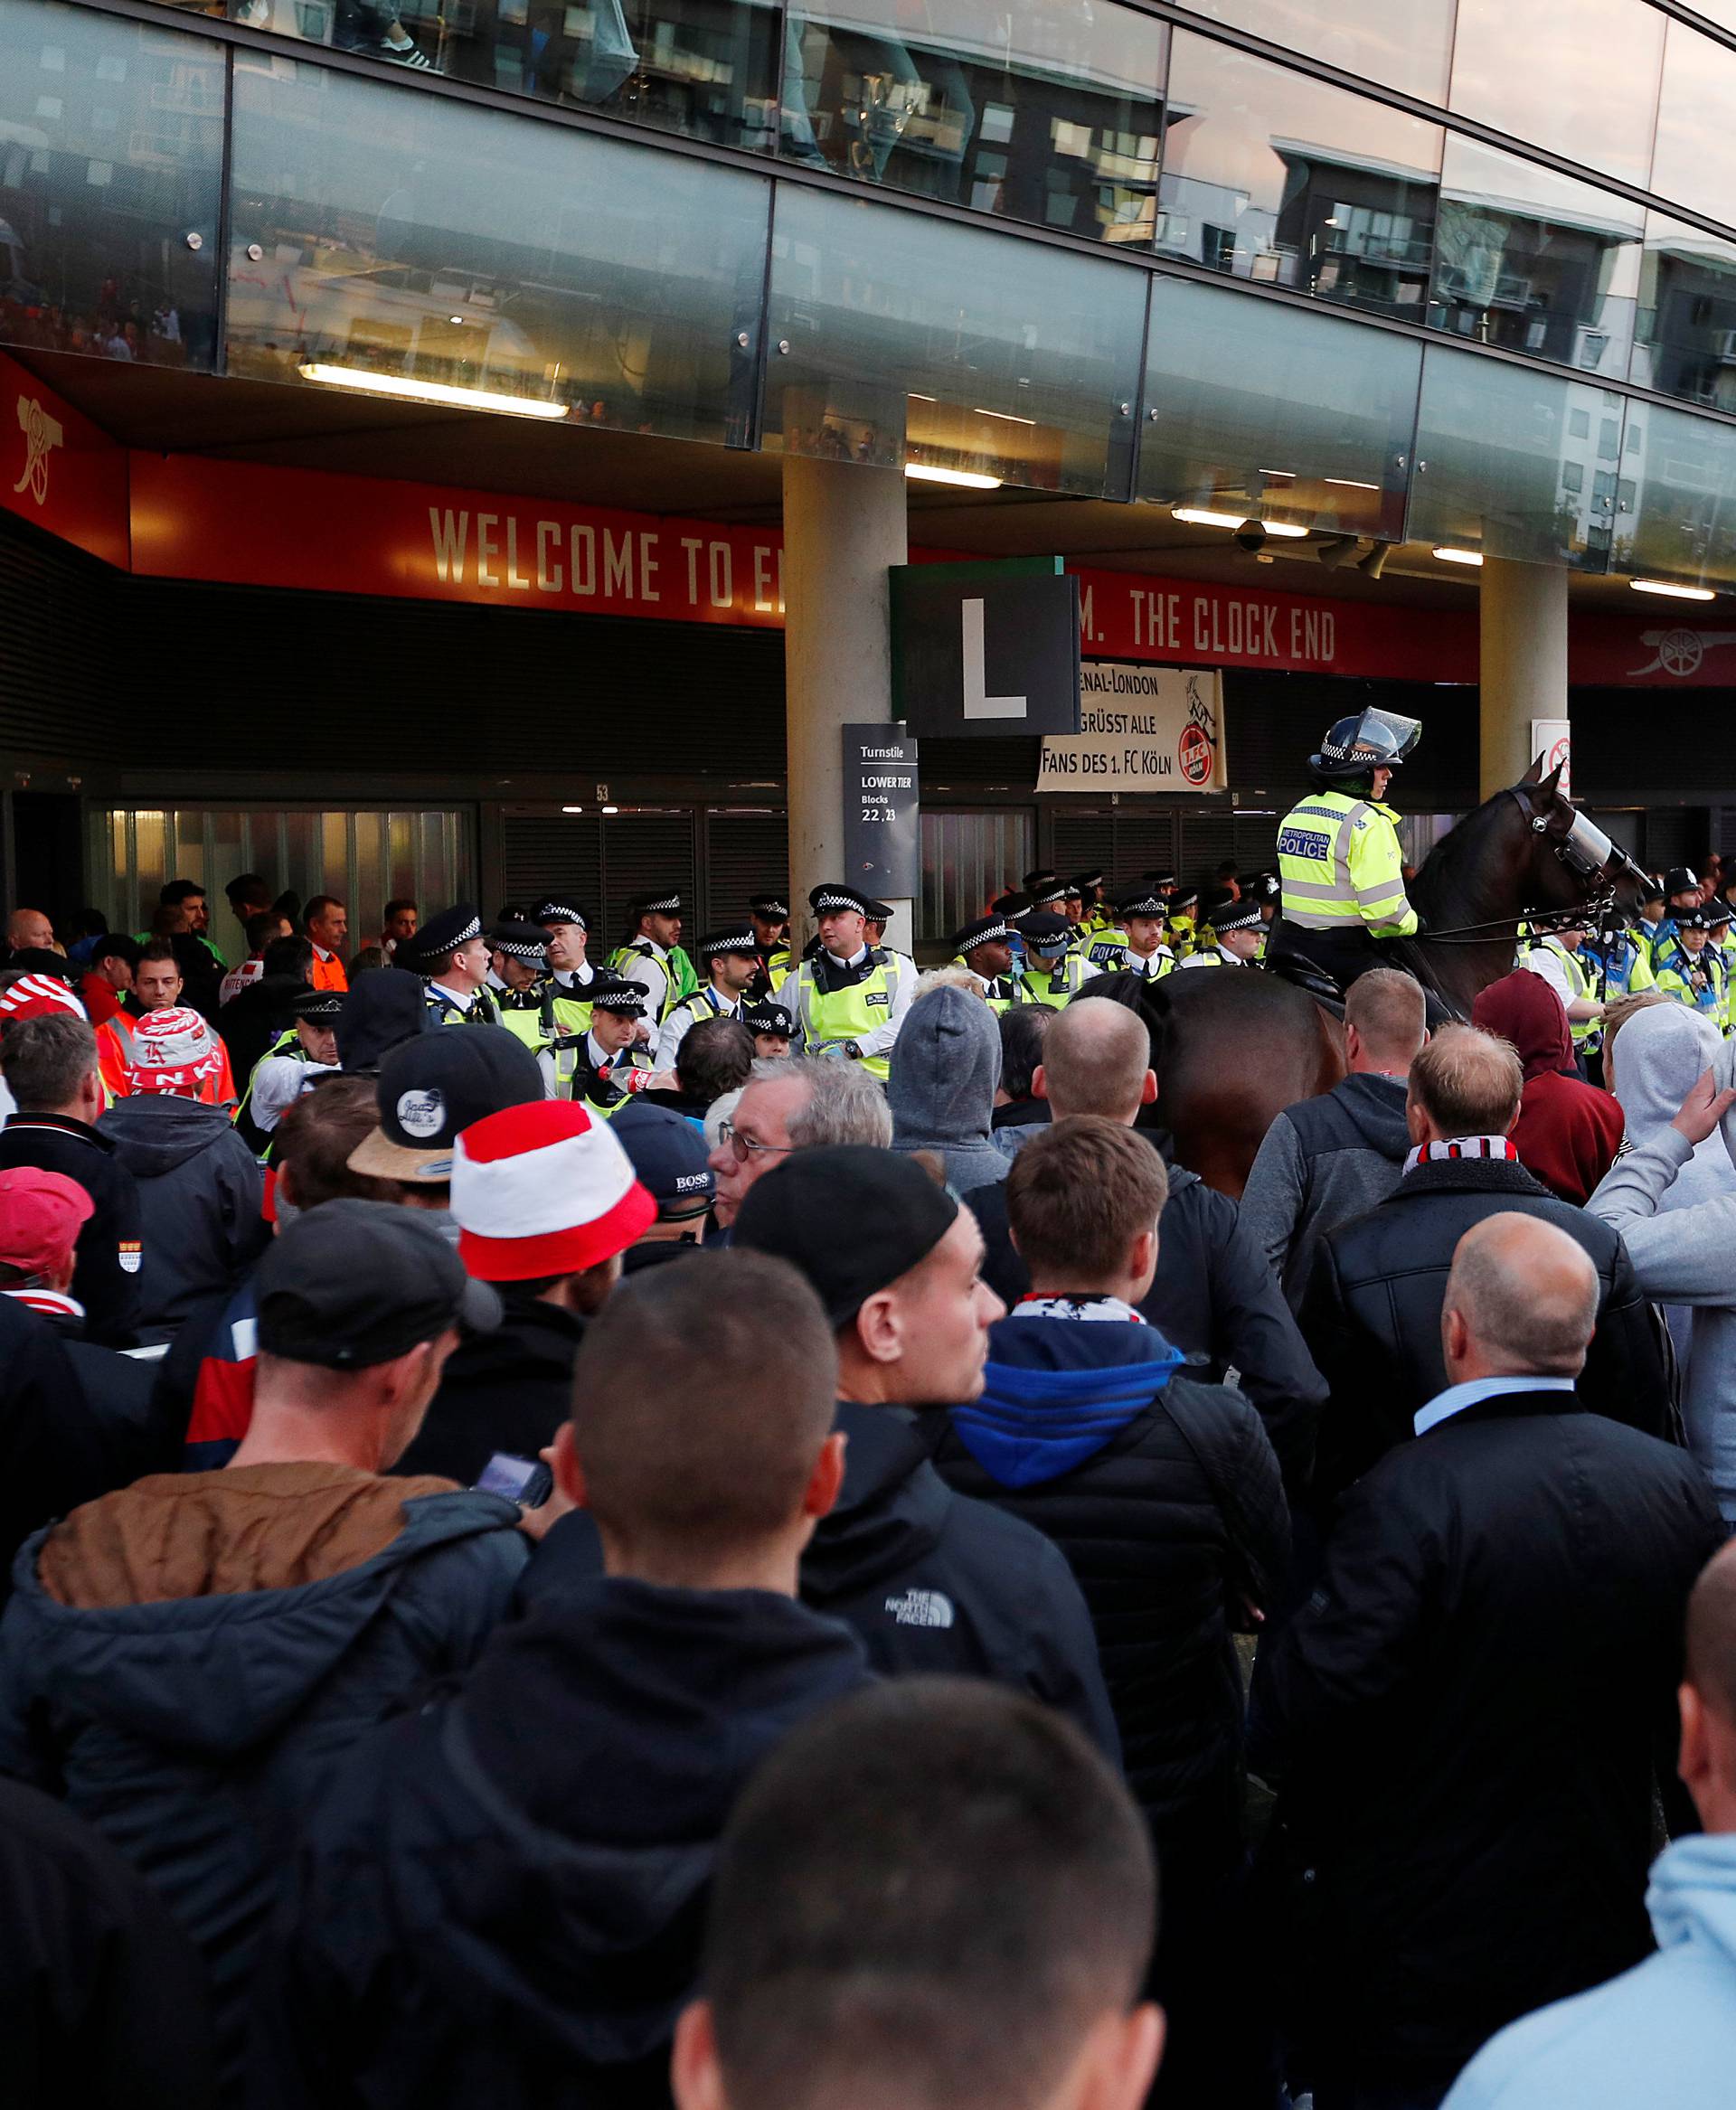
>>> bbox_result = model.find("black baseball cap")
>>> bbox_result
[336,967,428,1074]
[256,1198,499,1369]
[611,1100,716,1219]
[349,1025,543,1182]
[732,1146,958,1329]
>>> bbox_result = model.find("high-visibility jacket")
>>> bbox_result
[1165,913,1199,959]
[611,938,684,1026]
[1654,942,1730,1034]
[307,947,347,994]
[661,983,746,1066]
[1523,937,1599,1052]
[424,983,500,1028]
[788,948,905,1080]
[1014,955,1096,1010]
[1178,945,1251,970]
[948,959,1030,1015]
[496,976,590,1096]
[1122,947,1176,983]
[1590,933,1655,1003]
[1277,789,1419,938]
[571,1044,656,1119]
[1073,925,1131,973]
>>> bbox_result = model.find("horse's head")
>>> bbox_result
[1506,757,1646,924]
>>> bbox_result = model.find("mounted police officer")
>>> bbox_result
[951,914,1026,1013]
[1114,886,1177,983]
[785,882,913,1079]
[567,974,658,1116]
[662,926,762,1069]
[1271,705,1422,995]
[405,905,501,1028]
[1654,901,1730,1034]
[1014,911,1097,1008]
[1180,890,1265,968]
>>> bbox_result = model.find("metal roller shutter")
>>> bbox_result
[501,811,603,923]
[705,810,788,928]
[597,812,700,952]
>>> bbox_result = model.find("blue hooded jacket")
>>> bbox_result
[1443,1833,1736,2108]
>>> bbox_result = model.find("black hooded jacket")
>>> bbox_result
[251,1578,871,2110]
[392,1294,585,1487]
[519,1402,1120,1760]
[0,1111,144,1346]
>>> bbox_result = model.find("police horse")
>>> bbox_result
[1115,759,1646,1197]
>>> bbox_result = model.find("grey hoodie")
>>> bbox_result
[888,984,1010,1195]
[1240,1070,1412,1311]
[1589,1024,1736,1520]
[98,1096,269,1343]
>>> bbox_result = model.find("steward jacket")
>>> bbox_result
[1301,1154,1680,1510]
[967,1140,1326,1494]
[0,1109,144,1344]
[0,1468,528,2094]
[251,1578,870,2110]
[1252,1386,1723,2085]
[929,1306,1288,1860]
[1237,1071,1410,1311]
[518,1399,1119,1761]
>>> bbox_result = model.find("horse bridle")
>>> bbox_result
[1412,790,1645,946]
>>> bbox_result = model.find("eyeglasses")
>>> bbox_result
[717,1120,791,1164]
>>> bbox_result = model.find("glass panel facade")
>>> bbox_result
[1410,345,1623,570]
[1156,36,1441,321]
[204,0,780,152]
[920,807,1033,944]
[1175,0,1458,105]
[1634,214,1736,410]
[1613,401,1736,590]
[1449,0,1665,190]
[1649,23,1736,232]
[781,0,1166,247]
[763,184,1146,495]
[226,55,769,441]
[1429,138,1640,380]
[0,1,222,369]
[1138,274,1419,541]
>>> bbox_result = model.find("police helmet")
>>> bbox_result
[1309,707,1421,784]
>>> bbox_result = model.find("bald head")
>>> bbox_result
[1409,1023,1523,1144]
[1441,1213,1599,1385]
[5,908,53,954]
[1687,1541,1736,1731]
[1036,999,1154,1124]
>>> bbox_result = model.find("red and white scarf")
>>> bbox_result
[1402,1135,1519,1176]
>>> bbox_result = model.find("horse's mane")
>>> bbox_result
[1408,788,1514,928]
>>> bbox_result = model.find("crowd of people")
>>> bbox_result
[2,852,1736,2110]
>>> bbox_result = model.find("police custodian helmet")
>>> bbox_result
[1309,706,1422,785]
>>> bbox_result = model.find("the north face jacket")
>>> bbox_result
[522,1400,1119,1761]
[0,1466,529,2095]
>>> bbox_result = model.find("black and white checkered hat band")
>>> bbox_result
[493,936,547,961]
[642,894,681,914]
[815,890,863,912]
[752,899,789,919]
[535,900,587,928]
[972,921,1014,946]
[450,915,482,946]
[1120,895,1165,918]
[1033,885,1068,906]
[700,933,760,958]
[1209,903,1261,933]
[590,986,645,1012]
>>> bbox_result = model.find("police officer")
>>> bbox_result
[1271,706,1422,994]
[1165,884,1202,961]
[1249,871,1281,958]
[405,905,501,1027]
[610,891,689,1050]
[1521,918,1604,1065]
[1072,871,1110,937]
[785,882,914,1079]
[487,920,583,1097]
[533,898,599,1042]
[950,915,1026,1013]
[1180,890,1265,967]
[743,999,795,1060]
[1014,911,1097,1008]
[662,926,762,1069]
[749,892,792,990]
[1114,887,1177,983]
[568,974,658,1116]
[863,899,918,994]
[234,986,342,1155]
[1634,878,1669,966]
[1653,902,1729,1033]
[1646,867,1706,974]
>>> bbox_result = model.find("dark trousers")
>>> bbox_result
[1310,2075,1455,2110]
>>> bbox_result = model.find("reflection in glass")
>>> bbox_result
[1138,276,1419,541]
[0,0,222,369]
[1156,36,1441,321]
[1449,0,1664,190]
[1428,139,1639,379]
[1635,215,1736,409]
[1410,346,1621,570]
[763,184,1146,496]
[212,0,779,152]
[226,56,769,442]
[1176,0,1457,104]
[1649,23,1736,231]
[780,0,1166,246]
[1614,403,1736,590]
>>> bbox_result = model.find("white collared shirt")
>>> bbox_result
[1413,1373,1577,1436]
[555,962,595,992]
[826,946,870,970]
[429,980,479,1012]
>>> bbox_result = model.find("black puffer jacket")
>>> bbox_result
[392,1295,584,1487]
[1302,1154,1680,1510]
[926,1311,1288,1861]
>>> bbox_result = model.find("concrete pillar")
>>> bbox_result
[782,451,911,950]
[1479,556,1569,800]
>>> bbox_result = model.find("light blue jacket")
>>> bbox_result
[1443,1833,1736,2108]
